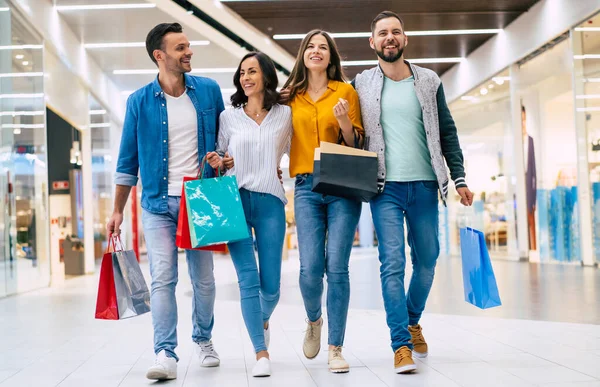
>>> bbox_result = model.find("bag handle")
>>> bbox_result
[105,233,125,253]
[458,205,475,229]
[197,155,223,180]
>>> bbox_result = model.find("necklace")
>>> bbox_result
[244,106,266,117]
[309,84,327,94]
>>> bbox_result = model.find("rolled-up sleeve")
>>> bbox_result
[347,88,364,138]
[115,94,140,186]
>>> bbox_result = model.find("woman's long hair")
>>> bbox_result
[231,51,280,110]
[282,30,346,101]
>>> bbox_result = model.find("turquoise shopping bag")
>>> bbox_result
[459,227,502,309]
[184,160,249,248]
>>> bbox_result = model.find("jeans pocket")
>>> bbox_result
[420,181,439,192]
[295,175,307,187]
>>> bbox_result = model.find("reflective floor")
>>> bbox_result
[0,249,599,386]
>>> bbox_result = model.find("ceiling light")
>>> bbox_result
[2,124,45,129]
[0,44,43,50]
[480,88,488,95]
[22,61,29,66]
[89,123,111,128]
[575,27,600,32]
[15,54,24,59]
[187,10,194,15]
[55,4,156,11]
[0,72,44,78]
[576,94,600,100]
[584,78,600,83]
[342,57,464,66]
[460,96,478,101]
[13,128,21,135]
[488,84,494,89]
[493,76,510,85]
[0,110,45,117]
[574,54,600,60]
[577,107,600,112]
[0,93,44,99]
[273,29,502,40]
[113,68,237,75]
[84,40,209,49]
[90,110,107,115]
[0,7,8,12]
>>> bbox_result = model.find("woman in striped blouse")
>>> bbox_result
[206,52,292,378]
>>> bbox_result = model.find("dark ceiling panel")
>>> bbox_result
[225,0,540,76]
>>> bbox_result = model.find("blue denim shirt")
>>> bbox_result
[115,73,225,214]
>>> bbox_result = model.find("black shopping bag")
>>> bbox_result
[312,141,378,202]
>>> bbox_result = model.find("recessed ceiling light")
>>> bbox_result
[341,57,464,66]
[273,29,502,40]
[480,88,488,95]
[577,107,600,112]
[0,110,45,116]
[576,94,600,100]
[0,44,43,50]
[15,54,24,59]
[0,72,44,78]
[55,4,156,11]
[13,128,21,135]
[574,54,600,60]
[90,110,107,115]
[22,61,29,66]
[574,27,600,32]
[2,124,45,129]
[493,76,510,85]
[0,7,8,12]
[488,84,494,89]
[0,93,44,99]
[113,68,237,75]
[84,40,209,49]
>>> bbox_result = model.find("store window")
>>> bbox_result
[89,96,113,259]
[573,12,600,264]
[514,36,580,262]
[449,69,518,258]
[0,2,50,296]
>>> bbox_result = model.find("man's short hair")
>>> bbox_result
[371,11,405,34]
[146,23,183,66]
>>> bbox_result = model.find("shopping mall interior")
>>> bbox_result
[0,0,600,386]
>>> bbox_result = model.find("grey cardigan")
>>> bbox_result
[353,62,467,204]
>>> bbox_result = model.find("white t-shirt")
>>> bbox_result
[165,90,199,196]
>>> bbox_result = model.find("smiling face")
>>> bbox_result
[303,33,331,73]
[156,32,193,74]
[239,56,264,98]
[370,17,407,63]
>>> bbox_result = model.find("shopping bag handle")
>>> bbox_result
[197,155,223,180]
[458,205,475,229]
[105,233,125,253]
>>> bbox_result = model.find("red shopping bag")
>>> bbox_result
[95,235,120,320]
[176,176,227,252]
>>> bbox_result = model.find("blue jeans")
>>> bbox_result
[294,174,361,347]
[228,189,285,353]
[370,181,440,352]
[141,197,216,361]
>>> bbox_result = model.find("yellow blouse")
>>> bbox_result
[289,80,364,176]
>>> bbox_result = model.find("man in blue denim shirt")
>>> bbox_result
[106,23,224,381]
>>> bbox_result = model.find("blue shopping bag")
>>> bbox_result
[459,227,502,309]
[184,160,250,248]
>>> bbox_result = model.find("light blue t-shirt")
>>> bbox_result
[381,75,436,182]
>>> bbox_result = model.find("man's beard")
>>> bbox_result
[375,45,404,63]
[165,53,191,73]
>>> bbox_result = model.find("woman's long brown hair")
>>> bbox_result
[282,30,347,101]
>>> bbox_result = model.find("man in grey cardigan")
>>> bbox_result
[352,11,474,374]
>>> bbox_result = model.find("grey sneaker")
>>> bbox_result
[196,340,220,367]
[303,318,322,359]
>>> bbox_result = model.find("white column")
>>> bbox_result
[81,125,95,273]
[510,64,530,260]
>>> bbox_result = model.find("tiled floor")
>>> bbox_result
[1,249,599,386]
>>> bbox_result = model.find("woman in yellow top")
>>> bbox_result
[283,30,364,374]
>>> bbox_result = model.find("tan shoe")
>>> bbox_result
[328,346,349,373]
[303,318,322,359]
[394,346,417,374]
[408,324,428,358]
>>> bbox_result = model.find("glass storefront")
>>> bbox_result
[0,2,50,295]
[448,69,518,258]
[574,12,600,264]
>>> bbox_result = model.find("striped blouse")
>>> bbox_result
[217,104,292,204]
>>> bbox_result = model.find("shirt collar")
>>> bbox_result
[152,73,195,97]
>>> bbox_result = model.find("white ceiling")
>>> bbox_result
[52,0,243,96]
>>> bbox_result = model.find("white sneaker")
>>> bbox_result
[196,340,220,367]
[264,324,271,349]
[146,350,177,380]
[252,357,271,377]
